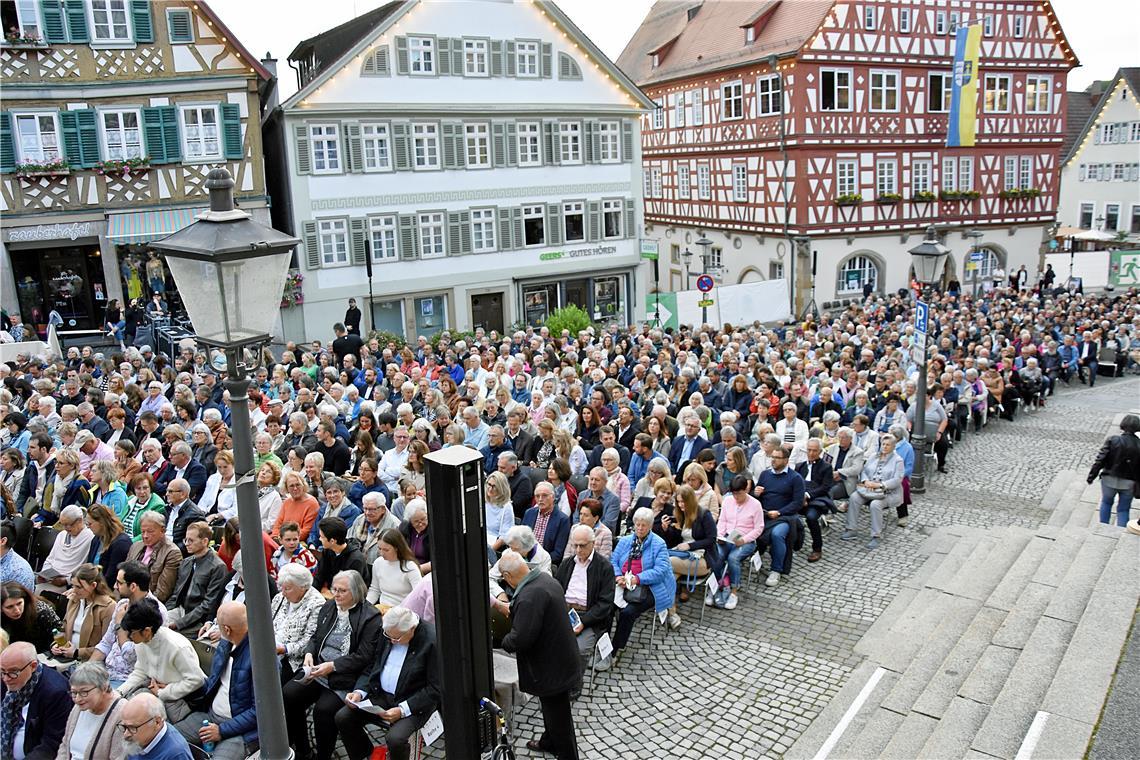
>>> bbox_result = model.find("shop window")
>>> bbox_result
[1079,202,1094,229]
[1129,205,1140,234]
[14,112,61,162]
[523,205,545,246]
[837,255,879,293]
[593,277,622,321]
[180,105,221,161]
[101,110,142,160]
[563,201,585,242]
[414,295,447,334]
[1105,203,1120,231]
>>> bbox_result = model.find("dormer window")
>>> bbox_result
[651,53,659,68]
[687,5,701,22]
[745,26,755,44]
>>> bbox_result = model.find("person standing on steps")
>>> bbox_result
[1087,414,1140,527]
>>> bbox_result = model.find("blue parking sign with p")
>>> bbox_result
[915,301,928,333]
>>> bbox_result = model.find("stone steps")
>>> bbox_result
[786,466,1140,760]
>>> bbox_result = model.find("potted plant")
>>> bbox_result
[912,190,937,203]
[875,192,903,204]
[999,187,1041,200]
[940,189,981,201]
[3,31,46,48]
[279,271,304,308]
[15,159,71,178]
[94,156,152,177]
[833,193,863,207]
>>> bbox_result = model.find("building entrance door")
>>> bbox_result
[564,279,589,310]
[471,292,504,333]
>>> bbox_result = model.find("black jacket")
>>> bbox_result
[587,443,632,473]
[553,553,615,637]
[276,430,317,461]
[354,622,441,717]
[167,549,229,634]
[314,538,366,592]
[795,458,836,503]
[1088,432,1140,484]
[501,572,581,697]
[15,458,55,515]
[505,429,536,465]
[506,469,534,521]
[306,600,382,689]
[313,438,352,476]
[166,499,205,554]
[0,664,72,760]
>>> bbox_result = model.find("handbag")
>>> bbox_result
[623,583,648,605]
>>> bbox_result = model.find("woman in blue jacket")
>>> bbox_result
[610,506,675,656]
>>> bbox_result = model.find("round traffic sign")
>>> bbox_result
[696,274,714,292]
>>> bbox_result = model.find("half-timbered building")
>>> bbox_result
[0,0,272,334]
[272,0,652,341]
[618,0,1078,314]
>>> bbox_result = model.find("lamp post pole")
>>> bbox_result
[224,348,293,759]
[907,226,950,495]
[911,287,930,494]
[966,229,983,301]
[696,235,712,327]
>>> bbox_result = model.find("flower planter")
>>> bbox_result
[16,169,70,180]
[833,197,863,207]
[875,197,902,205]
[2,40,49,50]
[911,193,937,203]
[95,164,152,178]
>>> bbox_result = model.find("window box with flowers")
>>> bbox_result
[833,194,863,207]
[94,157,152,177]
[3,32,48,49]
[280,271,304,308]
[875,193,903,204]
[939,189,981,202]
[15,159,71,179]
[911,190,937,203]
[998,188,1041,200]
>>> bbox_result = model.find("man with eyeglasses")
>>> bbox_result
[120,692,192,760]
[0,640,72,760]
[377,427,412,491]
[553,524,616,673]
[755,444,807,588]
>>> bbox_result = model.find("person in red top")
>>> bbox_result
[273,472,320,542]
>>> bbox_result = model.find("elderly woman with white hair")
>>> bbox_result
[398,498,431,574]
[283,569,382,760]
[270,562,326,682]
[35,505,94,594]
[488,525,552,599]
[775,402,808,447]
[609,506,675,656]
[601,447,632,516]
[55,661,128,760]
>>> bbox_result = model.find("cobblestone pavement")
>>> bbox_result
[329,374,1140,759]
[491,374,1140,760]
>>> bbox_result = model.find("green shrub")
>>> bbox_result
[366,330,407,349]
[544,305,594,336]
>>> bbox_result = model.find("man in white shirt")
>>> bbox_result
[377,427,411,491]
[172,602,256,759]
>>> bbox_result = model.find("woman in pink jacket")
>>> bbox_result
[710,475,765,610]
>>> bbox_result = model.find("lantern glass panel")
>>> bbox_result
[166,250,292,345]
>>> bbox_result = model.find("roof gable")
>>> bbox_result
[1063,68,1140,165]
[283,0,651,112]
[616,0,832,87]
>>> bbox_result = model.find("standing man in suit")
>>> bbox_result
[794,439,835,563]
[500,550,581,760]
[0,641,73,760]
[336,607,441,760]
[668,416,710,473]
[1078,330,1100,386]
[553,525,616,672]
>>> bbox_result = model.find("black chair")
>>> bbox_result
[31,527,59,571]
[523,465,548,493]
[568,475,588,496]
[39,589,68,619]
[10,516,33,559]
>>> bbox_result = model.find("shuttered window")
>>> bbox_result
[557,52,581,80]
[523,205,545,247]
[318,219,349,267]
[598,121,620,163]
[369,215,398,262]
[471,207,496,252]
[465,123,490,168]
[516,40,540,78]
[180,105,221,160]
[0,113,16,172]
[142,106,180,164]
[602,199,623,239]
[361,46,390,76]
[563,201,585,242]
[559,122,581,164]
[14,112,62,163]
[310,123,340,173]
[517,122,541,166]
[412,123,439,170]
[418,212,446,258]
[90,0,130,42]
[361,123,391,171]
[463,38,489,77]
[100,109,142,160]
[408,36,435,75]
[56,109,98,168]
[166,8,193,43]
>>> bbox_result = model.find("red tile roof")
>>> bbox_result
[616,0,833,87]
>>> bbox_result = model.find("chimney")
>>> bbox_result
[261,53,279,112]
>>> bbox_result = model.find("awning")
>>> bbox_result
[106,207,205,244]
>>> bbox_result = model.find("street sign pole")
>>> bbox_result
[696,274,715,327]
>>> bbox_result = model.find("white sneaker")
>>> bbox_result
[724,592,739,610]
[897,516,909,527]
[765,571,781,587]
[705,589,716,606]
[667,612,682,630]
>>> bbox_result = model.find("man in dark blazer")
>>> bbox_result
[15,432,54,517]
[154,443,207,501]
[165,522,228,635]
[554,524,616,670]
[500,550,581,760]
[1077,330,1100,386]
[522,483,572,565]
[614,407,641,451]
[668,416,711,473]
[78,402,111,441]
[335,609,441,760]
[0,641,72,760]
[794,439,835,563]
[162,479,204,555]
[503,409,536,466]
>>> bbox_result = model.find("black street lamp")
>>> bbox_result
[965,229,984,300]
[907,226,950,495]
[151,167,300,760]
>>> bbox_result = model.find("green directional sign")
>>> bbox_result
[1109,249,1140,287]
[645,292,678,330]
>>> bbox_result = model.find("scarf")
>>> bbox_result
[629,534,646,561]
[2,664,42,756]
[49,471,76,515]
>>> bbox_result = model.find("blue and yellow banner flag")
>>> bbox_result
[947,23,982,147]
